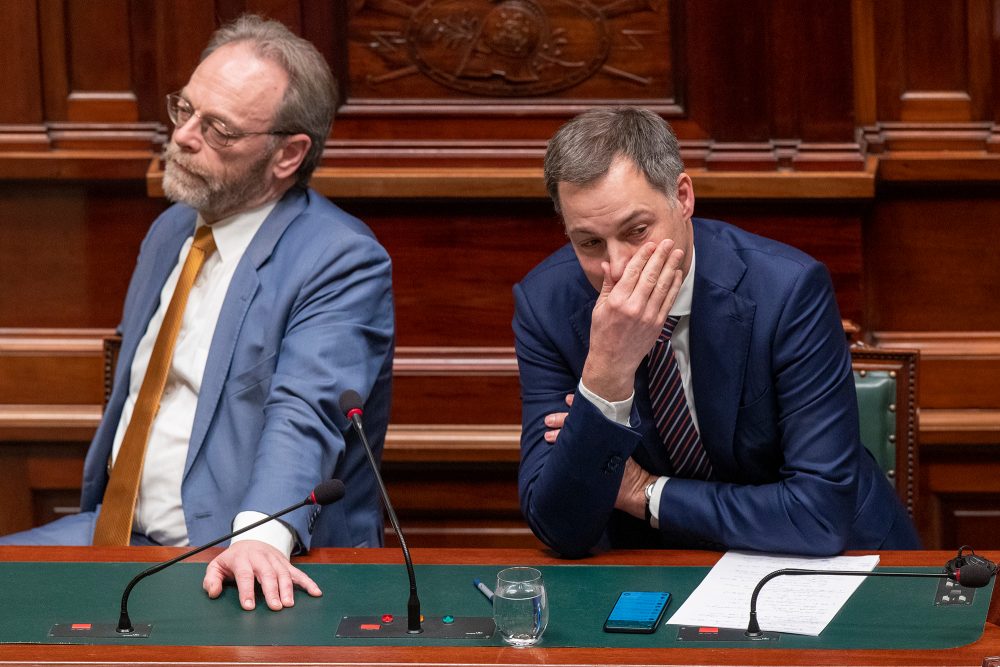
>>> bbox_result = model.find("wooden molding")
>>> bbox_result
[5,330,997,453]
[871,331,1000,445]
[384,424,520,463]
[0,404,101,441]
[394,347,518,376]
[146,157,876,200]
[862,122,1000,181]
[870,331,1000,359]
[0,149,156,180]
[920,409,1000,445]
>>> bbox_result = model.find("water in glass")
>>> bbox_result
[494,567,548,647]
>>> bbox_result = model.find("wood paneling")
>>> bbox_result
[874,331,1000,550]
[0,341,935,548]
[0,181,164,328]
[865,188,1000,332]
[871,0,988,123]
[0,2,43,127]
[345,0,677,104]
[859,0,1000,157]
[3,0,1000,551]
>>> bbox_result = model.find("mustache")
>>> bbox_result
[163,144,209,180]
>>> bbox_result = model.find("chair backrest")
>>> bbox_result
[850,346,919,518]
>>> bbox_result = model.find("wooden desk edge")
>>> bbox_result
[0,548,996,667]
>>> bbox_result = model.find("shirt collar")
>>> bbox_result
[195,200,277,264]
[669,243,696,318]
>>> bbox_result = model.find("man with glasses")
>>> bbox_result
[0,15,395,612]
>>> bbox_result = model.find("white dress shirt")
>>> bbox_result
[578,247,699,526]
[110,201,294,554]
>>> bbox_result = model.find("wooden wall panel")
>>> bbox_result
[0,182,164,329]
[872,0,989,123]
[344,0,676,104]
[693,201,864,324]
[860,0,1000,159]
[0,2,43,126]
[40,0,138,122]
[0,189,866,344]
[2,0,1000,550]
[865,187,1000,332]
[356,200,563,347]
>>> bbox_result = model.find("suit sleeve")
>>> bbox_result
[659,261,861,555]
[513,282,641,557]
[239,231,393,550]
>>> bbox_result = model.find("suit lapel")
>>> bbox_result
[569,298,595,352]
[184,189,309,476]
[115,213,197,402]
[689,222,755,479]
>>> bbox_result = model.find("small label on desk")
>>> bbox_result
[50,623,152,638]
[337,615,495,639]
[677,626,779,642]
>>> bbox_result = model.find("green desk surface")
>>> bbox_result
[0,562,991,649]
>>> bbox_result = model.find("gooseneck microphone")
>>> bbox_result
[339,389,422,634]
[115,478,345,634]
[745,546,997,638]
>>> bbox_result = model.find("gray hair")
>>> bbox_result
[203,14,337,188]
[543,107,685,215]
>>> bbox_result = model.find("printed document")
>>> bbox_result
[666,551,880,636]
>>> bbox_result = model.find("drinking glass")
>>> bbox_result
[493,567,548,647]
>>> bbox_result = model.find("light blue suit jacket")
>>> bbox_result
[80,187,394,549]
[514,218,919,557]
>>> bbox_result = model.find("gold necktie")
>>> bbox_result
[92,226,217,546]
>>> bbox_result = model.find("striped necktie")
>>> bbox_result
[92,226,217,546]
[647,316,713,480]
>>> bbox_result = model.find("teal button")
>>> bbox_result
[442,615,455,624]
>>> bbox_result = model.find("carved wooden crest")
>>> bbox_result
[350,0,671,99]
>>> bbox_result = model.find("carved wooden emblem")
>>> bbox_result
[352,0,668,98]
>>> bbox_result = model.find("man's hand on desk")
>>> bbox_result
[202,540,322,611]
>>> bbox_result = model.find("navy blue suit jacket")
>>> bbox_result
[80,187,394,549]
[513,218,918,557]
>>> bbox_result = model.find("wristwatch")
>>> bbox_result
[644,481,656,523]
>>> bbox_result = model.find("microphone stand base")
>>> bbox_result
[337,615,494,639]
[50,622,152,638]
[676,626,779,642]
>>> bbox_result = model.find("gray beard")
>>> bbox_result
[162,145,273,219]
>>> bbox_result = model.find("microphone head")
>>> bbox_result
[339,389,364,417]
[310,479,346,506]
[956,558,995,588]
[945,548,997,588]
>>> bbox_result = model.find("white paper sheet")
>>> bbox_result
[665,551,880,636]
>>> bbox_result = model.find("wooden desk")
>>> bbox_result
[0,547,997,666]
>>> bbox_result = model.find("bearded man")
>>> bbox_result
[0,15,395,612]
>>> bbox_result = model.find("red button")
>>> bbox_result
[381,614,394,623]
[698,627,720,634]
[70,623,92,631]
[360,624,381,631]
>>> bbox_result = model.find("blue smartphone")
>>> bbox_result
[603,591,671,633]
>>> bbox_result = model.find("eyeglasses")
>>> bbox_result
[166,92,292,149]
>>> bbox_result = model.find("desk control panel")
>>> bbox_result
[935,578,975,606]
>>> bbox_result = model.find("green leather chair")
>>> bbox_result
[851,347,919,518]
